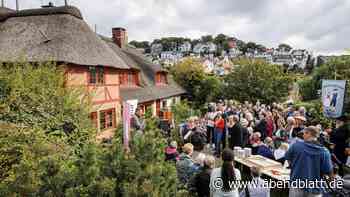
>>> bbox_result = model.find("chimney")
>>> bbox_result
[112,27,128,48]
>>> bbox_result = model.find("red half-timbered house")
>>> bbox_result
[0,5,131,139]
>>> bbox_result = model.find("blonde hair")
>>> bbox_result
[280,143,289,150]
[183,143,194,154]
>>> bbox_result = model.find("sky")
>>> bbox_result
[4,0,350,55]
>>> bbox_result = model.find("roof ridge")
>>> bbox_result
[1,5,83,22]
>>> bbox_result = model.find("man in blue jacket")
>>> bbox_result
[285,126,333,197]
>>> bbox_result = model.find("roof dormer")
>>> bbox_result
[155,71,168,85]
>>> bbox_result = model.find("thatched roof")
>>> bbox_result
[101,36,186,103]
[0,6,129,69]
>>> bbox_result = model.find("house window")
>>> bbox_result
[156,72,168,85]
[120,71,139,86]
[98,67,104,84]
[99,109,115,130]
[162,100,167,108]
[89,67,96,84]
[89,66,104,84]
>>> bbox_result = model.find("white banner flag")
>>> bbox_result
[127,99,138,115]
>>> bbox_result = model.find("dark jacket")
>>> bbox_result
[241,127,249,148]
[257,145,275,160]
[330,124,350,164]
[256,120,267,140]
[188,167,212,197]
[228,123,243,148]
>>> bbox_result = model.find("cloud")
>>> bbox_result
[4,0,350,54]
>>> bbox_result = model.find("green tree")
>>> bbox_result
[171,58,223,108]
[224,58,293,103]
[129,40,150,49]
[201,35,213,43]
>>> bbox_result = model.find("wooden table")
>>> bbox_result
[235,155,290,197]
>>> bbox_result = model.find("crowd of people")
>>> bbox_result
[163,100,350,197]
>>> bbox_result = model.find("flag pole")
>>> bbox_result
[15,0,19,11]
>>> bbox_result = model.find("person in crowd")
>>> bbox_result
[182,117,198,143]
[330,116,350,165]
[265,137,275,151]
[256,137,275,160]
[181,117,193,142]
[240,118,250,148]
[225,100,237,117]
[273,115,288,148]
[286,105,295,118]
[289,115,306,145]
[244,111,255,128]
[298,106,308,120]
[210,149,241,197]
[249,132,262,155]
[188,155,215,197]
[205,104,217,148]
[214,114,225,157]
[265,111,275,138]
[293,115,306,135]
[227,115,243,149]
[239,167,270,197]
[274,142,289,164]
[285,116,295,140]
[190,118,207,152]
[131,107,145,135]
[285,126,333,197]
[255,112,267,140]
[165,141,179,162]
[176,143,195,186]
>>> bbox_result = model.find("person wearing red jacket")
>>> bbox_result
[214,113,225,157]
